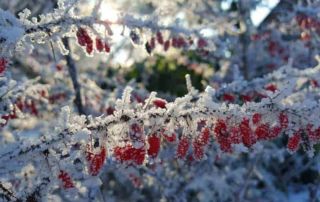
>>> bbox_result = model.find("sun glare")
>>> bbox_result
[100,2,119,22]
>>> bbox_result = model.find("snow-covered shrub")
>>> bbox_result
[0,0,319,201]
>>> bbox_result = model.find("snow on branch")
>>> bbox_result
[0,64,320,200]
[0,0,211,60]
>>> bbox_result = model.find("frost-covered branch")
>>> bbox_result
[1,66,320,200]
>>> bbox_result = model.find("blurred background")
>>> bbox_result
[0,0,320,201]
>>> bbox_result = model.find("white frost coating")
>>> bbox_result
[0,1,320,201]
[185,74,193,93]
[56,38,70,55]
[0,9,25,56]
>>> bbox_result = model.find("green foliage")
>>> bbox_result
[125,54,209,96]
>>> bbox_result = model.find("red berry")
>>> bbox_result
[287,132,301,152]
[156,32,164,44]
[38,90,46,98]
[29,101,38,116]
[153,99,167,108]
[172,37,178,48]
[265,83,277,92]
[197,128,210,146]
[76,28,90,46]
[193,140,204,160]
[229,126,241,144]
[88,147,107,176]
[192,128,210,160]
[251,34,261,41]
[58,170,74,189]
[176,137,189,159]
[76,28,95,54]
[9,109,17,119]
[241,94,252,103]
[96,38,104,52]
[307,126,320,143]
[147,134,161,158]
[86,42,93,54]
[306,124,320,143]
[214,120,232,152]
[240,118,256,147]
[222,93,235,102]
[164,40,170,51]
[214,119,227,137]
[188,38,194,45]
[197,38,207,48]
[163,132,177,143]
[269,125,282,139]
[85,144,94,161]
[56,64,63,71]
[177,36,186,48]
[252,113,262,125]
[150,37,156,49]
[0,58,7,74]
[279,112,289,129]
[85,35,93,45]
[106,107,114,115]
[255,124,270,140]
[310,79,319,88]
[218,136,232,153]
[15,99,24,111]
[267,41,278,56]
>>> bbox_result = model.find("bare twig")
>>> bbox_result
[62,38,85,115]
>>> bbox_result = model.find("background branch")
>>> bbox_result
[62,38,85,115]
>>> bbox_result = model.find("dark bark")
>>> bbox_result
[62,38,85,115]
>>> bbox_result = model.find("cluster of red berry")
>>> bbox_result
[76,28,110,54]
[145,31,208,54]
[286,123,320,153]
[1,98,41,127]
[17,100,38,116]
[296,13,320,31]
[250,31,289,62]
[221,83,278,104]
[111,100,169,164]
[267,41,288,61]
[113,124,210,163]
[213,112,288,152]
[295,13,320,41]
[95,38,110,53]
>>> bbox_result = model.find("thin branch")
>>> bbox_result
[62,38,85,115]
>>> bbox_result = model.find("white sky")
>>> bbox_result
[221,0,280,26]
[250,0,280,26]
